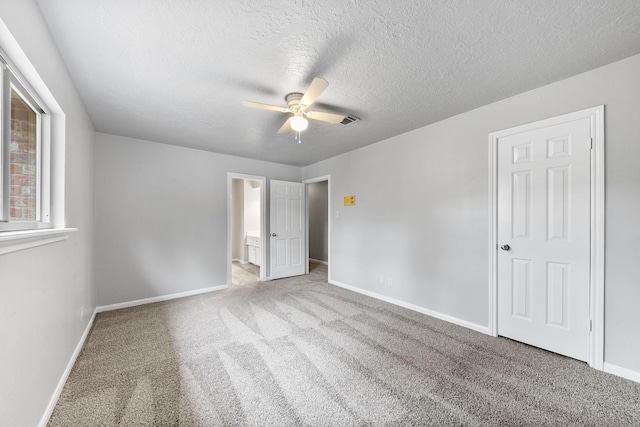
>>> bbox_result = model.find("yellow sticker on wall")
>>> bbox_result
[344,196,355,206]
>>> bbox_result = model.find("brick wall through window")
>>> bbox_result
[10,88,37,221]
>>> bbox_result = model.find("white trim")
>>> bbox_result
[309,258,328,265]
[603,362,640,384]
[488,134,498,337]
[0,227,77,255]
[226,173,267,286]
[1,62,10,221]
[95,285,227,313]
[38,309,96,427]
[590,106,606,370]
[302,174,331,183]
[488,105,605,369]
[329,279,490,335]
[303,174,331,281]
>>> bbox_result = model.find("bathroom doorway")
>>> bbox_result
[227,173,266,285]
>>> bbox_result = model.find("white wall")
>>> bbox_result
[308,181,328,262]
[95,133,300,306]
[0,2,96,426]
[244,180,261,235]
[302,54,640,376]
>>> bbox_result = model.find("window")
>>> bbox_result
[0,29,72,254]
[1,57,51,231]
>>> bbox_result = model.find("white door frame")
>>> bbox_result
[227,173,267,285]
[488,105,605,370]
[303,175,331,280]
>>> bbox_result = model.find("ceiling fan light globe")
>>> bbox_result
[290,116,308,132]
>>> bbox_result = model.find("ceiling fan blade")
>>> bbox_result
[300,77,329,108]
[306,110,345,124]
[277,117,293,134]
[243,101,289,113]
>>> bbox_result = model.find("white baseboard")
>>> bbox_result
[309,258,328,265]
[39,309,97,427]
[328,279,491,335]
[603,362,640,384]
[96,285,228,313]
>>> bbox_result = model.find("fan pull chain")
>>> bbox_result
[296,131,301,144]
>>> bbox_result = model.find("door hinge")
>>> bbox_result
[590,138,593,150]
[590,320,593,332]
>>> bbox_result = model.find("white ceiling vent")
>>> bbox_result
[340,115,359,126]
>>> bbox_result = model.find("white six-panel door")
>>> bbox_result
[270,180,306,280]
[497,117,591,362]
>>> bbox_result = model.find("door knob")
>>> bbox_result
[500,244,510,251]
[271,233,277,237]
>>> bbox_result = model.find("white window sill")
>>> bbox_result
[0,228,78,255]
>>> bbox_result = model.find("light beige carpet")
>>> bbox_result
[231,260,260,287]
[49,263,640,425]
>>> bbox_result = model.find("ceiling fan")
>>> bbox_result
[243,77,346,143]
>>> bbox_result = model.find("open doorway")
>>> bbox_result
[304,175,330,280]
[227,173,266,286]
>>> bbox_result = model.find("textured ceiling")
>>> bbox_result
[35,0,640,166]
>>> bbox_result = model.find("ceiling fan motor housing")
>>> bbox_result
[285,92,304,109]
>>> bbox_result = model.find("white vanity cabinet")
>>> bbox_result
[246,234,261,266]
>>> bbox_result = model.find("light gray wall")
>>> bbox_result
[95,133,300,306]
[303,54,640,375]
[308,181,328,262]
[0,2,96,426]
